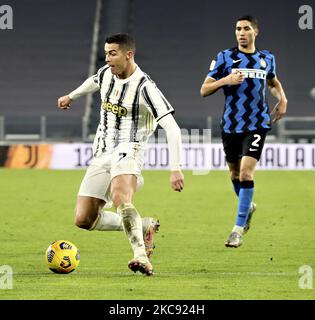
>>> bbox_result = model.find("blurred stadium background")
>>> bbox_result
[0,0,314,146]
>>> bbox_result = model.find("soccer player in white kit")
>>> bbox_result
[57,34,184,276]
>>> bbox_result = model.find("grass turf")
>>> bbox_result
[0,169,314,300]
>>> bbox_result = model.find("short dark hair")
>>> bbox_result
[237,15,259,30]
[105,33,136,52]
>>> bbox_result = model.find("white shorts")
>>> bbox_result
[78,142,145,208]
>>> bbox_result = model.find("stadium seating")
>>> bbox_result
[0,0,96,140]
[1,0,314,141]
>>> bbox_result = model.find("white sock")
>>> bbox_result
[90,211,122,231]
[232,225,244,235]
[90,210,150,234]
[117,203,147,262]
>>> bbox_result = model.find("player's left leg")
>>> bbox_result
[237,157,257,227]
[225,156,257,247]
[111,174,153,276]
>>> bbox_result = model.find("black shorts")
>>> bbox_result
[221,129,268,163]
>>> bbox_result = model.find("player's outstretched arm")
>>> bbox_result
[57,75,99,110]
[158,114,184,192]
[267,76,288,122]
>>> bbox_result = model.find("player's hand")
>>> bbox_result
[170,170,184,192]
[271,99,287,123]
[224,70,246,86]
[57,95,72,110]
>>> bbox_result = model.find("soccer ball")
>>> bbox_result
[45,240,80,274]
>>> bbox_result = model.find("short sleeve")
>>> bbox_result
[140,82,174,122]
[267,55,276,80]
[207,51,226,80]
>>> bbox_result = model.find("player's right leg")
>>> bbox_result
[222,132,245,247]
[222,132,242,198]
[75,164,121,230]
[227,160,241,196]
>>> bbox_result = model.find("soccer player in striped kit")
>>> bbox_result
[200,16,287,247]
[58,34,184,275]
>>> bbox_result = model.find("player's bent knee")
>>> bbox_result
[74,196,103,229]
[74,212,94,230]
[74,217,90,230]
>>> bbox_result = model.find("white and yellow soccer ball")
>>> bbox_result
[45,240,80,274]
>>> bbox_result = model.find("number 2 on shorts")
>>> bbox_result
[252,134,261,147]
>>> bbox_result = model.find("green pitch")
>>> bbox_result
[0,169,314,300]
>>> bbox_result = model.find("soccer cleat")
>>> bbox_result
[225,232,243,248]
[243,202,257,235]
[142,218,160,259]
[128,259,154,276]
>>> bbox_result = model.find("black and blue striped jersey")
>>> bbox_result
[207,47,276,133]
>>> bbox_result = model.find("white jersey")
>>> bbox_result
[91,65,174,157]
